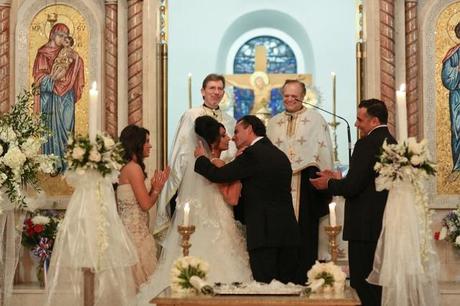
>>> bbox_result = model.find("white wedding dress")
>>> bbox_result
[367,180,439,306]
[45,171,138,306]
[136,152,252,305]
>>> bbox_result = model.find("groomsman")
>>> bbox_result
[194,115,300,283]
[310,99,396,306]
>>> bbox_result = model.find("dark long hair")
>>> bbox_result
[119,124,149,178]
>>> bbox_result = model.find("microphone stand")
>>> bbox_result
[295,98,352,164]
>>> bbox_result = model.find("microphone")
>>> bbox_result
[294,98,352,164]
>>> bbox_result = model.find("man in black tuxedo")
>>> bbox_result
[194,115,300,284]
[310,99,396,306]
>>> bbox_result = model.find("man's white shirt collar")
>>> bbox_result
[368,124,387,136]
[250,136,263,146]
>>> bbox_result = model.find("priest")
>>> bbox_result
[267,80,334,283]
[155,73,236,231]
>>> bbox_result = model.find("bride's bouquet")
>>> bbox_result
[0,89,56,211]
[170,256,214,295]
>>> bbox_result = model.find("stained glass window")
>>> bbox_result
[232,36,297,119]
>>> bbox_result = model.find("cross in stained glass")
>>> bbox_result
[224,44,311,118]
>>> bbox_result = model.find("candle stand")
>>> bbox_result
[178,225,195,256]
[324,225,342,263]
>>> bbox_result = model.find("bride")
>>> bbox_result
[137,115,252,304]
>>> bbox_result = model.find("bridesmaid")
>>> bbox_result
[117,124,170,289]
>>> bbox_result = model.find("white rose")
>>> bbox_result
[0,144,3,156]
[455,235,460,247]
[39,159,55,174]
[3,146,26,169]
[31,215,50,225]
[103,136,115,149]
[407,137,423,155]
[21,137,41,158]
[0,172,6,185]
[89,148,102,162]
[0,127,17,142]
[72,147,86,160]
[410,155,422,166]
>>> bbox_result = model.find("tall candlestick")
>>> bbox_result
[396,83,408,141]
[183,202,190,226]
[329,202,337,227]
[89,81,98,143]
[331,72,336,125]
[188,73,192,109]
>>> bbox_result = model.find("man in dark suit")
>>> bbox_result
[310,99,396,306]
[194,115,300,284]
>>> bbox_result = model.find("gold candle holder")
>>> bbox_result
[178,225,195,256]
[324,225,342,263]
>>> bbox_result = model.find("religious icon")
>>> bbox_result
[32,22,85,174]
[436,2,460,193]
[28,4,89,195]
[441,22,460,175]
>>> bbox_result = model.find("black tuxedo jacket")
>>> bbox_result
[195,137,300,250]
[328,126,396,242]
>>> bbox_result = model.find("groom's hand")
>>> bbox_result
[194,140,206,158]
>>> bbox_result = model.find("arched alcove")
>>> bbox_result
[216,9,314,76]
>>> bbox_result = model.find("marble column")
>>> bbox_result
[127,0,143,125]
[0,0,10,113]
[405,0,418,138]
[105,0,118,138]
[380,0,396,133]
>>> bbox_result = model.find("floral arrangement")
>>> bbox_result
[374,138,436,190]
[375,137,436,263]
[305,261,346,295]
[22,211,61,263]
[65,133,124,177]
[435,206,460,249]
[0,89,56,211]
[170,256,213,295]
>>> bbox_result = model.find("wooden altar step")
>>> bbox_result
[8,281,460,306]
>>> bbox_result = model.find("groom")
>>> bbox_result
[194,115,300,283]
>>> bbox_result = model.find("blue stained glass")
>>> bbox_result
[232,36,297,119]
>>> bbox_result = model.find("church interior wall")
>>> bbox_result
[168,0,356,163]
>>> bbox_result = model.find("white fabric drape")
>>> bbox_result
[0,198,24,306]
[367,180,439,306]
[45,171,138,306]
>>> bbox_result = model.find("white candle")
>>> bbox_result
[396,84,408,141]
[89,81,98,143]
[329,202,337,227]
[183,202,190,226]
[331,72,336,125]
[188,73,192,109]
